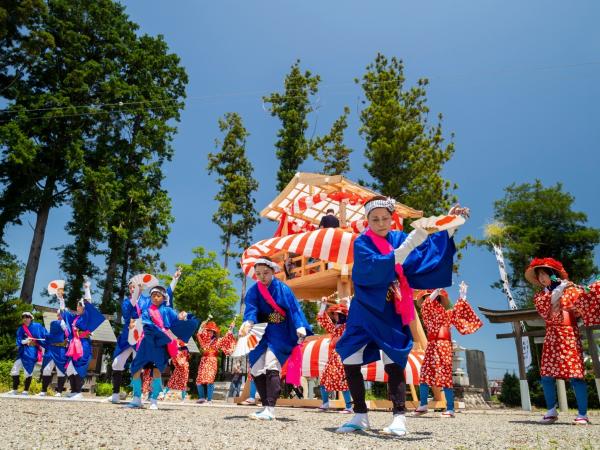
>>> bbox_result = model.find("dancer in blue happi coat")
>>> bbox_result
[39,311,70,397]
[7,312,47,395]
[110,268,181,404]
[335,196,469,436]
[127,284,198,410]
[239,257,313,421]
[57,279,106,400]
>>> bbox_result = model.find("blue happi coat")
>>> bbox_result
[16,322,47,374]
[41,319,69,373]
[243,278,313,367]
[130,296,198,374]
[113,287,174,359]
[63,302,106,378]
[336,230,455,367]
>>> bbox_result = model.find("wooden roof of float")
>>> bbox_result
[260,172,423,226]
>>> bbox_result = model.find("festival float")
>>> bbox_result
[238,172,450,409]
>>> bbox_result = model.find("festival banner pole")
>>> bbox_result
[492,244,532,411]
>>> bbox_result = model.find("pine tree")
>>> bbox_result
[315,107,352,175]
[263,60,320,191]
[358,53,456,215]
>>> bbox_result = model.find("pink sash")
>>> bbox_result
[22,325,43,363]
[148,305,178,358]
[365,228,415,325]
[257,282,287,317]
[65,316,84,361]
[257,282,305,386]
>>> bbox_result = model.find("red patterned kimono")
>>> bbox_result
[317,313,349,392]
[534,286,585,379]
[142,368,152,394]
[195,330,236,384]
[574,281,600,326]
[420,298,482,388]
[167,348,190,391]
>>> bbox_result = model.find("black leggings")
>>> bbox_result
[344,362,407,414]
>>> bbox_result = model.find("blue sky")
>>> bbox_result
[5,0,600,378]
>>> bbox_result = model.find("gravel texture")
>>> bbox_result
[0,395,598,449]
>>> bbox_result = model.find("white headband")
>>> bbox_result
[364,198,396,216]
[254,258,281,273]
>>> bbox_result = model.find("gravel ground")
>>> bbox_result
[0,395,598,449]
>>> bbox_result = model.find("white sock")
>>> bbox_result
[386,414,407,432]
[546,407,557,416]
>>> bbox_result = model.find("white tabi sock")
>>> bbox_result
[383,414,408,436]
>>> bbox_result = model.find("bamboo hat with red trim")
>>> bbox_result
[413,288,449,306]
[525,257,568,287]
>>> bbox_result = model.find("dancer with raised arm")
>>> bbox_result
[413,283,482,418]
[111,268,181,403]
[39,310,69,397]
[335,196,468,436]
[195,320,236,404]
[59,279,106,399]
[127,284,198,410]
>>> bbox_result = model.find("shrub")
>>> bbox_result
[498,372,521,407]
[95,382,113,397]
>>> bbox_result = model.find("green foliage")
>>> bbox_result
[168,247,238,325]
[357,53,457,215]
[95,382,113,397]
[263,60,321,191]
[207,112,259,270]
[498,371,521,407]
[314,106,352,175]
[0,360,43,394]
[482,181,600,306]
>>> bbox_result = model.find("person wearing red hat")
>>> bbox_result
[525,257,590,425]
[413,283,482,418]
[195,320,236,404]
[317,299,353,413]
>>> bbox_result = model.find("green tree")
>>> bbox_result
[169,247,238,325]
[314,106,352,175]
[358,53,456,215]
[498,372,521,407]
[483,180,600,305]
[0,251,33,359]
[263,60,320,191]
[0,0,143,303]
[207,112,259,270]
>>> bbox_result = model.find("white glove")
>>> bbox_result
[130,284,142,307]
[21,338,30,345]
[296,327,307,341]
[459,281,468,300]
[83,278,92,300]
[178,311,188,321]
[428,288,441,302]
[60,320,67,331]
[394,228,428,264]
[551,280,569,308]
[239,321,254,337]
[56,294,65,311]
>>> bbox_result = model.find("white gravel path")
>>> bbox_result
[0,395,598,449]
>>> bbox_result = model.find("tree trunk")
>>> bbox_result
[119,236,132,302]
[20,176,56,304]
[239,275,247,315]
[101,233,121,315]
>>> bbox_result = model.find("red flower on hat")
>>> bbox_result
[527,258,567,276]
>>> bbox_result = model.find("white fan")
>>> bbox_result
[47,280,65,295]
[127,319,144,346]
[128,273,159,290]
[410,214,465,232]
[232,323,267,357]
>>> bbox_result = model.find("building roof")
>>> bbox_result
[477,306,541,324]
[37,305,117,343]
[260,172,423,227]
